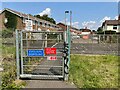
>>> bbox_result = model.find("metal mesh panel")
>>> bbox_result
[19,31,65,79]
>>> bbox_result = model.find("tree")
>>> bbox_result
[97,27,103,34]
[4,11,17,30]
[34,14,56,24]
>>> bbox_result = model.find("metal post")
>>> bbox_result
[64,11,72,81]
[45,33,47,47]
[64,12,67,42]
[16,30,20,79]
[20,31,24,74]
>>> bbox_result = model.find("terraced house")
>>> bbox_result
[0,8,61,31]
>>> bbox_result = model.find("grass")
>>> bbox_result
[69,55,118,88]
[1,45,26,89]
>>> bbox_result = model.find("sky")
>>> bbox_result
[1,2,119,30]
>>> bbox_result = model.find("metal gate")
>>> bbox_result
[16,30,68,80]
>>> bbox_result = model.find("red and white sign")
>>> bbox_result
[45,48,56,55]
[47,56,57,60]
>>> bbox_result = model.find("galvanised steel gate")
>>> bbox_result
[16,30,70,80]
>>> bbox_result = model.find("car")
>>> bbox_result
[93,37,98,40]
[71,35,80,39]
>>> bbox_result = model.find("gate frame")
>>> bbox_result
[16,30,70,80]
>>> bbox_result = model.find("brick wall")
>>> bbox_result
[0,12,6,30]
[16,17,24,30]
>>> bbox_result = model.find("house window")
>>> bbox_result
[45,23,47,26]
[40,22,42,25]
[48,24,50,27]
[23,18,26,23]
[42,23,45,27]
[33,20,35,25]
[38,22,40,26]
[113,25,117,29]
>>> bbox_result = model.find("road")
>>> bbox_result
[71,38,119,55]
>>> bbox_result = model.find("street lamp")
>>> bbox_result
[65,11,69,43]
[65,11,72,42]
[64,10,72,81]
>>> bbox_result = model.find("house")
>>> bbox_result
[57,22,80,35]
[80,27,92,39]
[102,15,120,33]
[0,8,61,31]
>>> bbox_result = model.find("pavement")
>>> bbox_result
[22,43,77,89]
[24,80,77,88]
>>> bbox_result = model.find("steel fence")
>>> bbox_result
[71,34,119,55]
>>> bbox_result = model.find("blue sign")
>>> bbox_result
[27,49,44,56]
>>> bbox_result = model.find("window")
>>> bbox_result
[38,22,40,26]
[33,20,35,25]
[23,18,26,23]
[113,25,117,29]
[42,23,45,27]
[40,22,42,25]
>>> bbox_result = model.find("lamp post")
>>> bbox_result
[64,10,72,81]
[65,11,69,42]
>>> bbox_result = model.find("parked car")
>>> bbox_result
[71,35,80,39]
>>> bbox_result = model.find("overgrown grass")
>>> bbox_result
[69,55,118,88]
[1,45,26,90]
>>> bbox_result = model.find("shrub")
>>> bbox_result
[2,29,14,38]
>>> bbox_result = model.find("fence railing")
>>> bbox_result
[71,34,120,55]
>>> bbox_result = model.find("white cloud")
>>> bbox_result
[72,22,79,29]
[39,8,51,16]
[100,16,111,23]
[114,16,118,20]
[81,16,117,30]
[0,10,2,13]
[82,21,97,30]
[60,19,80,29]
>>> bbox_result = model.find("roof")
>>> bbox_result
[80,29,91,32]
[0,8,59,28]
[57,22,79,30]
[104,20,119,25]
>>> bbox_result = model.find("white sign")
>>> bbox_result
[25,20,33,31]
[47,56,57,60]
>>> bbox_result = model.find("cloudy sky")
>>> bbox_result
[1,2,119,30]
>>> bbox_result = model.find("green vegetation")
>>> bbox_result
[69,55,118,88]
[34,14,56,24]
[1,45,26,90]
[4,11,17,29]
[2,29,14,38]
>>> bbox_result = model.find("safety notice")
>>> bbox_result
[47,56,57,60]
[45,48,56,55]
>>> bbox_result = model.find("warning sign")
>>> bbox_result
[47,56,57,60]
[45,48,56,55]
